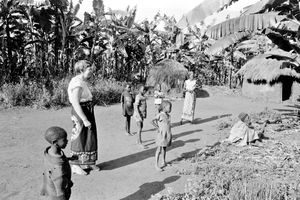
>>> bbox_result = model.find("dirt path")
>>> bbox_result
[0,94,290,200]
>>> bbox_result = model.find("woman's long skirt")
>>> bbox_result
[70,101,97,165]
[181,91,196,121]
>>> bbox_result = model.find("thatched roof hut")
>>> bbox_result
[146,59,188,91]
[237,53,300,83]
[236,52,300,102]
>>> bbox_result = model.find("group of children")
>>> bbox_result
[41,82,269,200]
[41,83,170,199]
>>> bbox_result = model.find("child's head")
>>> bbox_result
[238,112,250,124]
[159,100,172,113]
[44,126,68,149]
[155,83,161,91]
[138,84,146,94]
[125,83,132,92]
[188,71,194,80]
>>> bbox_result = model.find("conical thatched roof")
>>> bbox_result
[237,53,300,83]
[146,59,188,89]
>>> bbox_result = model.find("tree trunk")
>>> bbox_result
[6,17,13,82]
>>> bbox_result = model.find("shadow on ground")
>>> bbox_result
[100,139,199,170]
[195,88,210,98]
[120,176,180,200]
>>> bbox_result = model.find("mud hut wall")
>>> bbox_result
[291,82,300,102]
[242,81,282,103]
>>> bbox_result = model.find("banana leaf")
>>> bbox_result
[233,50,246,60]
[205,31,250,55]
[276,20,299,32]
[243,0,287,15]
[176,0,237,29]
[206,12,286,39]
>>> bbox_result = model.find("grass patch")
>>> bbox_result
[153,112,300,200]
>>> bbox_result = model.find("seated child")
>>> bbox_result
[223,112,267,146]
[121,84,134,136]
[41,126,73,200]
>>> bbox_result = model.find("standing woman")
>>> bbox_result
[67,60,100,175]
[180,71,197,124]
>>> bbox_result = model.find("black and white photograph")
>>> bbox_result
[1,0,300,199]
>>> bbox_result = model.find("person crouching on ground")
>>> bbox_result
[133,84,148,149]
[223,112,268,146]
[152,100,173,171]
[41,126,73,200]
[121,83,134,136]
[154,83,164,114]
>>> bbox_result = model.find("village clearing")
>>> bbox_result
[1,88,300,200]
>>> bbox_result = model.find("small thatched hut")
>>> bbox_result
[146,59,188,92]
[237,53,300,102]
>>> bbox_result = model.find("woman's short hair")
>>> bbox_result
[74,60,91,74]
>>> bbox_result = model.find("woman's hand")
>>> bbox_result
[83,119,91,128]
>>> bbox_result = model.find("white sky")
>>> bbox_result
[74,0,203,22]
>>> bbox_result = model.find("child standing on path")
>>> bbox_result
[121,84,134,136]
[41,126,73,200]
[154,84,164,113]
[133,84,148,149]
[152,100,172,171]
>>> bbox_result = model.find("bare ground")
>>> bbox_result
[0,93,293,200]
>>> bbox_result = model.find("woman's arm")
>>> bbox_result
[120,93,124,104]
[183,81,187,92]
[70,87,91,127]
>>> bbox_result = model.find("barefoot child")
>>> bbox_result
[121,84,134,136]
[133,84,147,149]
[152,100,172,171]
[154,84,164,113]
[41,126,73,200]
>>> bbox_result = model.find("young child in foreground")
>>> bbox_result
[121,84,134,136]
[133,84,148,149]
[223,112,268,146]
[154,83,164,113]
[152,100,173,171]
[41,126,73,200]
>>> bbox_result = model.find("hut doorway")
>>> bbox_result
[281,76,293,101]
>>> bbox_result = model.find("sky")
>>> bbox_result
[74,0,203,22]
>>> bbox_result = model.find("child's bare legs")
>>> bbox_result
[137,121,146,148]
[161,147,167,167]
[125,115,131,135]
[155,147,163,171]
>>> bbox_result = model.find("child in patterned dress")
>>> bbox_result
[151,100,172,171]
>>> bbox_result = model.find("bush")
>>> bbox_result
[0,79,42,107]
[0,77,126,109]
[91,78,126,106]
